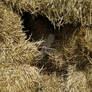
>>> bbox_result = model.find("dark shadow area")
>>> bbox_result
[21,12,55,41]
[31,53,68,76]
[21,11,82,75]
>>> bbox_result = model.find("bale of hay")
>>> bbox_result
[42,73,64,92]
[57,26,92,71]
[0,1,92,92]
[0,63,43,92]
[0,1,40,64]
[85,64,92,91]
[66,65,91,92]
[2,0,92,27]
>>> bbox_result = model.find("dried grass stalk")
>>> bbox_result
[2,0,92,27]
[0,63,43,92]
[66,65,91,92]
[0,1,40,64]
[85,64,92,92]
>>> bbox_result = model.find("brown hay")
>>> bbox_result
[66,65,91,92]
[0,63,43,92]
[30,26,92,75]
[0,1,92,92]
[0,1,40,64]
[78,27,92,52]
[2,0,92,27]
[42,73,64,92]
[85,64,92,92]
[57,26,92,69]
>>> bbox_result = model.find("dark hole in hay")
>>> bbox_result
[21,11,81,43]
[21,11,83,75]
[21,11,55,41]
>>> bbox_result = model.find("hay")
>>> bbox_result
[0,63,43,92]
[42,74,64,92]
[2,0,92,27]
[66,65,91,92]
[0,1,40,64]
[57,26,92,69]
[78,27,92,52]
[0,0,92,92]
[85,64,92,91]
[29,26,92,75]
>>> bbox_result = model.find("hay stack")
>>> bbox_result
[2,0,92,27]
[0,63,43,92]
[42,74,64,92]
[0,0,92,92]
[66,65,91,92]
[0,1,40,64]
[85,64,92,91]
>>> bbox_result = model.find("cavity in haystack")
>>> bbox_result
[21,11,55,41]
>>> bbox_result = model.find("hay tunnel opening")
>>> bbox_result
[20,11,82,75]
[21,11,80,43]
[21,11,55,41]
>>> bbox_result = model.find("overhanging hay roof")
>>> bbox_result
[2,0,92,27]
[0,63,43,92]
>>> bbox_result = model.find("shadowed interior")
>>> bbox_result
[21,11,83,75]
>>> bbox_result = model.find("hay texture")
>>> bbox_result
[66,65,90,92]
[85,64,92,91]
[0,63,43,92]
[0,1,39,64]
[42,74,64,92]
[2,0,92,27]
[0,0,92,92]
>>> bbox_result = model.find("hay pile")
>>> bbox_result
[3,0,92,27]
[0,1,40,64]
[66,65,90,92]
[0,0,92,92]
[0,63,43,92]
[42,74,64,92]
[85,64,92,91]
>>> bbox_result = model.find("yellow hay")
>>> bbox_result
[2,0,92,27]
[0,1,40,64]
[0,1,92,92]
[0,63,43,92]
[85,64,92,91]
[66,65,91,92]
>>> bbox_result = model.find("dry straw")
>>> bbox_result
[85,64,92,92]
[66,65,91,92]
[0,0,92,92]
[0,63,43,92]
[2,0,92,27]
[0,1,40,64]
